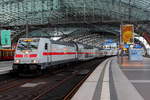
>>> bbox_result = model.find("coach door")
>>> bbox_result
[44,43,48,63]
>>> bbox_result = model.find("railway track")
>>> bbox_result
[0,67,67,94]
[36,58,106,100]
[0,58,106,100]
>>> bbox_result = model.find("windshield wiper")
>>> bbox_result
[30,45,37,49]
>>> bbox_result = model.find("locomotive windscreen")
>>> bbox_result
[17,39,39,51]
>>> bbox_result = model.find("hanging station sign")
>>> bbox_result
[121,24,134,44]
[1,30,11,47]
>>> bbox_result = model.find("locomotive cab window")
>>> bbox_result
[17,39,39,51]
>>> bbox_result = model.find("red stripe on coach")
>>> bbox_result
[15,54,23,58]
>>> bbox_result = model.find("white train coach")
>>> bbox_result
[13,38,105,73]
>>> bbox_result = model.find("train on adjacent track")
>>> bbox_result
[12,38,117,74]
[101,41,118,56]
[0,49,15,60]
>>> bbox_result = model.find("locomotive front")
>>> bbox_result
[13,38,40,72]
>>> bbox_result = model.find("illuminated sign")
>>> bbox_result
[124,44,129,48]
[1,30,11,47]
[134,44,142,48]
[121,24,134,44]
[23,39,32,42]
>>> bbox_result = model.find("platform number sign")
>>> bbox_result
[1,30,11,47]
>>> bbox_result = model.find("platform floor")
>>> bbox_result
[0,61,13,74]
[72,56,150,100]
[120,56,150,100]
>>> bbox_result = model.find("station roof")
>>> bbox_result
[0,0,150,26]
[11,26,118,47]
[1,0,149,48]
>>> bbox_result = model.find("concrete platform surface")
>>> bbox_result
[120,56,150,100]
[0,61,13,74]
[71,56,149,100]
[71,59,110,100]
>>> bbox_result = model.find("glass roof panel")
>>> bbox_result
[0,0,150,26]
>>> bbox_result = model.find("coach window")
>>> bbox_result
[45,43,48,50]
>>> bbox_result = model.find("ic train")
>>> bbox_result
[13,38,117,73]
[101,42,118,56]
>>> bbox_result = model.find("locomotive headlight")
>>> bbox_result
[32,60,38,63]
[15,60,20,63]
[25,51,29,54]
